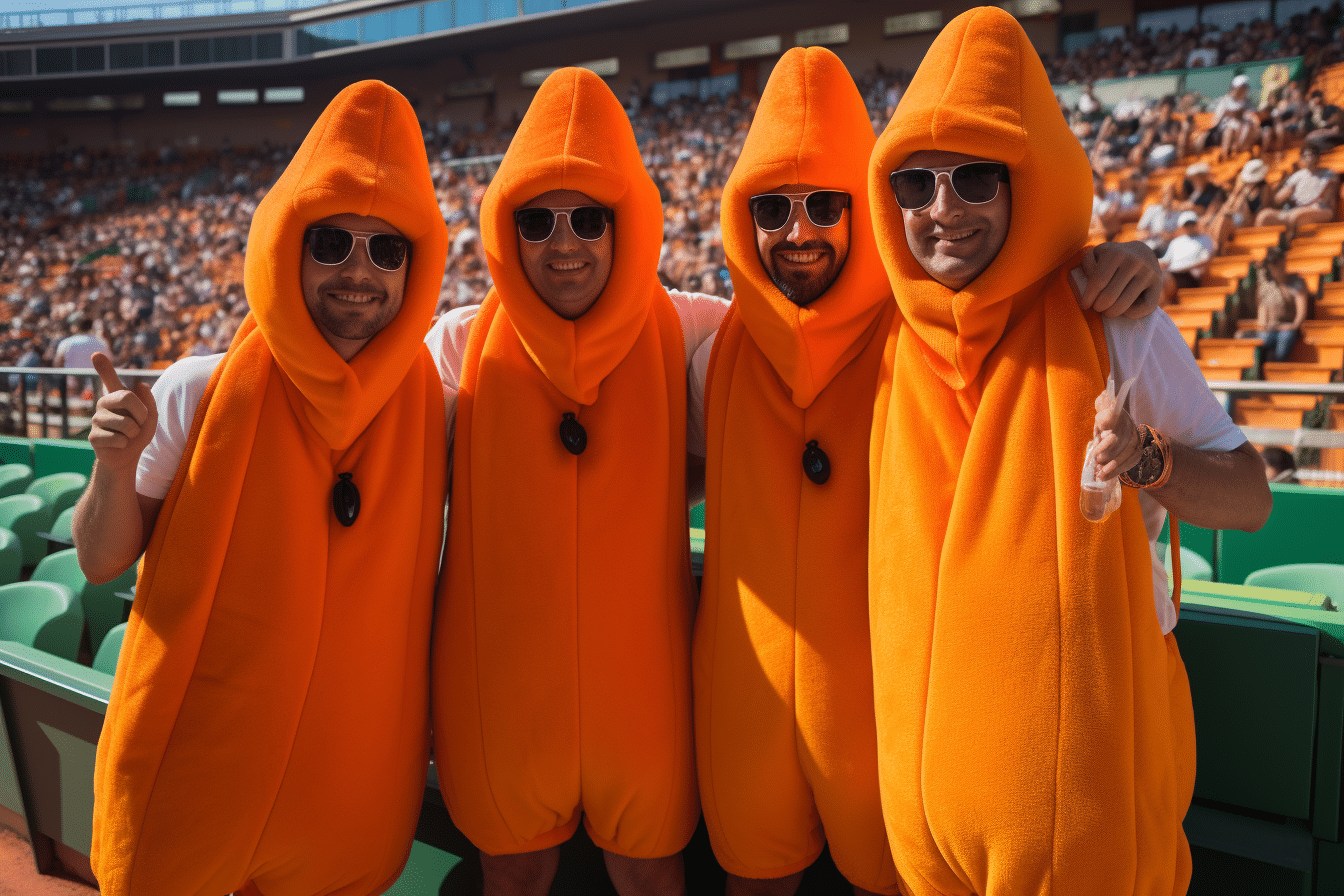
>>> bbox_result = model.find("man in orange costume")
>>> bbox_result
[867,9,1272,896]
[693,43,1166,896]
[429,68,717,896]
[73,81,448,896]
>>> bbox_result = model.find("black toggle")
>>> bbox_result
[802,440,830,485]
[332,472,360,526]
[559,412,587,456]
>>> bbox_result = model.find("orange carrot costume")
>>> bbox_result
[866,9,1195,896]
[432,68,697,859]
[693,47,900,893]
[91,81,448,896]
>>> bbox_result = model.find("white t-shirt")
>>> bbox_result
[422,290,728,458]
[688,309,1246,635]
[56,333,111,369]
[136,291,731,502]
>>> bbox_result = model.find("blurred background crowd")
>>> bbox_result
[2,3,1342,372]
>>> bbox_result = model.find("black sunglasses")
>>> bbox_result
[305,227,410,272]
[515,206,614,242]
[748,190,851,232]
[889,162,1010,211]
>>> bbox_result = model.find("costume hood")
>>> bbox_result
[722,46,888,406]
[245,79,448,448]
[868,5,1092,389]
[480,67,664,404]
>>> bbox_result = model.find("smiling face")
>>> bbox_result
[299,212,408,361]
[896,150,1012,292]
[517,189,614,320]
[753,182,851,307]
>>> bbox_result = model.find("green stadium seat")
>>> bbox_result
[1220,483,1344,584]
[0,581,82,662]
[92,622,126,676]
[0,465,33,499]
[37,505,76,553]
[24,472,87,520]
[0,531,21,589]
[32,548,133,661]
[0,439,33,468]
[1244,564,1344,610]
[0,495,53,567]
[1167,545,1214,582]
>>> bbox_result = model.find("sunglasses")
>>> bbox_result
[305,227,410,272]
[748,190,851,232]
[889,162,1010,211]
[515,206,614,242]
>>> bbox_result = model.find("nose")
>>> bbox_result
[343,237,380,282]
[786,204,819,243]
[927,176,963,223]
[549,214,582,250]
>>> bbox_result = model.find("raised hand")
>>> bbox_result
[89,352,158,472]
[1091,394,1143,482]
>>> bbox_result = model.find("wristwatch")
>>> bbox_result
[1120,424,1174,490]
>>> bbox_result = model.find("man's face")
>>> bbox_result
[752,182,850,307]
[299,212,408,361]
[1301,148,1320,170]
[517,189,614,320]
[896,150,1012,292]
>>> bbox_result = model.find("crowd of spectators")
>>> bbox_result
[3,6,1344,372]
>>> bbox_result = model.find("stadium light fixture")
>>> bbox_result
[1000,0,1063,16]
[723,35,781,61]
[218,89,260,105]
[163,91,201,107]
[795,24,849,47]
[654,46,710,70]
[884,11,942,37]
[264,87,305,103]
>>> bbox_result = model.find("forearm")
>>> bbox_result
[1145,440,1271,531]
[72,461,156,584]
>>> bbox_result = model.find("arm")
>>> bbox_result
[1281,284,1309,331]
[1092,407,1271,532]
[72,353,162,584]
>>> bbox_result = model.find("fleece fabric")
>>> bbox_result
[692,47,901,892]
[432,67,697,859]
[90,80,448,896]
[866,9,1195,896]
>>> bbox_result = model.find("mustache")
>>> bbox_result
[319,276,387,299]
[772,240,833,254]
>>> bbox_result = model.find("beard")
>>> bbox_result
[769,241,843,307]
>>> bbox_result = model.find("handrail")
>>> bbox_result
[1,0,327,30]
[1205,380,1344,395]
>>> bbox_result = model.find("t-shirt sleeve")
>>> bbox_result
[135,353,224,501]
[669,290,729,458]
[423,305,479,451]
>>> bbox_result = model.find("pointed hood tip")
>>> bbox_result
[243,78,447,447]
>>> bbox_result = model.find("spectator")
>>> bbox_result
[1137,182,1184,254]
[54,314,111,396]
[1305,89,1344,148]
[1159,210,1215,303]
[1210,157,1271,249]
[1261,445,1299,482]
[1181,160,1227,229]
[1201,74,1257,161]
[1243,245,1309,362]
[1255,141,1340,239]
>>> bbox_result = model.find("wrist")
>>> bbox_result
[1120,424,1175,489]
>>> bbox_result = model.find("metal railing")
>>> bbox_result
[0,367,161,440]
[1206,379,1344,485]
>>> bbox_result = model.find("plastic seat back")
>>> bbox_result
[1167,545,1214,582]
[0,495,53,567]
[0,530,21,588]
[0,581,82,661]
[32,548,134,660]
[24,472,88,520]
[1244,563,1344,609]
[0,465,33,499]
[49,506,76,543]
[93,622,127,676]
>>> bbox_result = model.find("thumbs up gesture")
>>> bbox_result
[89,352,159,472]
